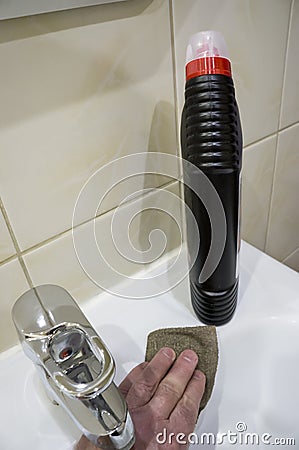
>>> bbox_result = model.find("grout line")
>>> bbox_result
[277,0,294,131]
[264,0,294,252]
[241,119,299,152]
[277,119,299,134]
[282,246,299,263]
[0,197,33,287]
[168,0,187,244]
[0,254,17,266]
[168,0,180,158]
[263,132,278,252]
[242,121,297,150]
[9,179,180,259]
[19,226,72,258]
[243,131,278,150]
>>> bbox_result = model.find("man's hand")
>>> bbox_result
[76,347,206,450]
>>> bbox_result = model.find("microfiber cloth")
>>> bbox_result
[145,325,218,413]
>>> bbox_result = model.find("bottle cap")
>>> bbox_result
[185,30,231,80]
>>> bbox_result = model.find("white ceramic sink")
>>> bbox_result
[1,241,299,449]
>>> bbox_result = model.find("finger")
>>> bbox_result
[170,369,206,428]
[75,435,97,450]
[118,362,148,397]
[125,347,176,408]
[148,349,198,419]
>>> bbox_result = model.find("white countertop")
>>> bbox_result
[1,241,299,449]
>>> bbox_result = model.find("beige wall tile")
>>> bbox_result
[0,207,16,262]
[280,0,299,128]
[0,0,130,19]
[283,248,299,273]
[0,0,176,251]
[0,258,30,352]
[172,0,291,146]
[241,136,277,251]
[24,182,181,303]
[266,123,299,261]
[23,227,102,304]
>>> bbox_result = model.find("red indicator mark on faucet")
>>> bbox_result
[59,347,73,359]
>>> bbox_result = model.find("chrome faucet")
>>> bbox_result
[12,284,135,450]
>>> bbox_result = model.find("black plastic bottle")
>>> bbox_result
[181,31,243,326]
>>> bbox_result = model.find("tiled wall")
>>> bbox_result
[0,0,298,352]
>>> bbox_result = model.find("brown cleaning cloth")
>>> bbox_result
[145,325,218,413]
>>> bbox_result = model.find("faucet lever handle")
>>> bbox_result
[49,334,115,398]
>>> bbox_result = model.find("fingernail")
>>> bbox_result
[193,369,206,382]
[182,349,198,363]
[161,347,176,360]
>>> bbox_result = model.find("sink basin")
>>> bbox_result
[201,317,299,448]
[1,241,298,449]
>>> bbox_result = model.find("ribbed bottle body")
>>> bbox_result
[181,74,242,325]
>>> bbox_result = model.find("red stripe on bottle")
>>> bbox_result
[186,56,231,80]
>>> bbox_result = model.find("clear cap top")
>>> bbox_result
[186,30,229,64]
